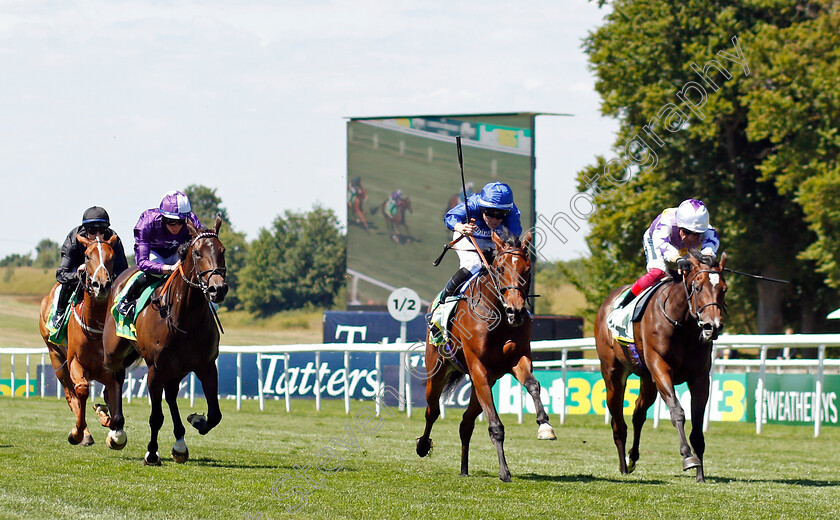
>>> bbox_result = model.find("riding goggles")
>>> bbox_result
[483,208,510,219]
[84,224,108,234]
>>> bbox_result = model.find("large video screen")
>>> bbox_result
[346,114,535,306]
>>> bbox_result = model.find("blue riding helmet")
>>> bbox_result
[477,182,514,210]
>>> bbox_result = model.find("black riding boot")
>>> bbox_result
[439,267,473,305]
[50,283,74,328]
[117,273,148,316]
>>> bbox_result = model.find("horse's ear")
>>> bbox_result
[185,218,199,238]
[214,213,223,235]
[107,233,119,247]
[719,251,727,270]
[492,230,505,250]
[521,231,533,252]
[76,234,91,248]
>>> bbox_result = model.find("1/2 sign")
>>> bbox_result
[387,287,421,322]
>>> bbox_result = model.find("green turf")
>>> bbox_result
[0,397,837,519]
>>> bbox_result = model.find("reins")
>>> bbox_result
[657,267,726,327]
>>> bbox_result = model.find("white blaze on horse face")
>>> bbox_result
[709,273,720,287]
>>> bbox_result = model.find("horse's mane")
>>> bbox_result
[494,227,520,248]
[177,242,190,261]
[687,249,718,268]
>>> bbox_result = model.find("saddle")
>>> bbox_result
[606,279,669,344]
[46,290,78,346]
[110,272,165,340]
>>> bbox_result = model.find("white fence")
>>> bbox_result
[3,334,840,436]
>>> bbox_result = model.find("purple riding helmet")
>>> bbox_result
[159,190,192,219]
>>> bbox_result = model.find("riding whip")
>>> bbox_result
[432,135,472,266]
[723,268,790,284]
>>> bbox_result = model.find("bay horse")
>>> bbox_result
[595,251,727,482]
[416,230,556,482]
[372,197,413,243]
[102,215,228,465]
[38,234,120,446]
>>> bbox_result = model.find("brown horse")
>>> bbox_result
[373,197,413,243]
[39,234,120,446]
[595,251,727,482]
[416,230,556,482]
[102,215,228,465]
[348,183,369,231]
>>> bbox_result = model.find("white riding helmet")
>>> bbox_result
[675,199,710,233]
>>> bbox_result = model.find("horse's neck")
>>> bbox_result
[167,269,209,326]
[81,291,108,324]
[663,281,691,322]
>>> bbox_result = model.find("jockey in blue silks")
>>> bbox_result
[439,182,522,304]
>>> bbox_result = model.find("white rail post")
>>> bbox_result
[315,351,322,412]
[257,353,265,411]
[344,350,351,415]
[756,345,768,434]
[236,352,242,411]
[375,351,382,417]
[127,369,133,403]
[25,354,31,398]
[284,353,291,413]
[40,353,46,397]
[189,373,195,407]
[518,377,525,424]
[815,344,826,438]
[559,348,568,425]
[10,355,15,399]
[653,394,661,428]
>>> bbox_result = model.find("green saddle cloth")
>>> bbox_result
[428,292,465,347]
[110,271,165,341]
[46,290,77,347]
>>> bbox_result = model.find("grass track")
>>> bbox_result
[1,397,838,519]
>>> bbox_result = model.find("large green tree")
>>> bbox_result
[574,0,840,333]
[183,184,248,310]
[238,205,346,315]
[33,239,60,269]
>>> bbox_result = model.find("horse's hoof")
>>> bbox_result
[626,457,636,474]
[92,403,111,427]
[416,437,433,457]
[499,473,512,483]
[187,413,207,433]
[682,455,701,471]
[172,438,189,463]
[67,429,83,445]
[81,434,95,447]
[537,423,556,440]
[144,451,162,466]
[106,429,127,450]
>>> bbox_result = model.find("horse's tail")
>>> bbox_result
[441,370,466,402]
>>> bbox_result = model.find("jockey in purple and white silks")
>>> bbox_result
[439,182,522,304]
[117,190,203,316]
[616,198,720,309]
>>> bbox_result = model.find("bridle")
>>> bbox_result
[658,266,727,327]
[491,248,531,300]
[83,237,113,295]
[179,231,227,296]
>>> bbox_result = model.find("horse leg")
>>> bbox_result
[164,378,189,463]
[470,370,511,482]
[48,348,84,445]
[143,368,165,466]
[459,391,483,476]
[653,374,699,472]
[687,372,711,482]
[626,376,658,473]
[68,357,90,445]
[511,357,555,440]
[603,363,631,474]
[416,354,446,458]
[188,362,222,435]
[104,367,128,450]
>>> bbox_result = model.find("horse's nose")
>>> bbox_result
[505,306,523,327]
[207,283,228,303]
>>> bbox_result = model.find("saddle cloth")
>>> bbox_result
[606,280,668,344]
[46,289,75,347]
[110,271,165,341]
[427,271,482,347]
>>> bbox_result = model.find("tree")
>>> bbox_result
[183,184,248,310]
[0,253,32,268]
[238,205,346,315]
[33,239,60,269]
[573,0,840,333]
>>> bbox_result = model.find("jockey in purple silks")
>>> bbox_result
[438,182,522,304]
[615,198,720,309]
[116,190,203,316]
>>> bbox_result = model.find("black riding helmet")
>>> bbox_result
[82,206,110,225]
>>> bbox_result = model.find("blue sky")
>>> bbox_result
[0,0,617,262]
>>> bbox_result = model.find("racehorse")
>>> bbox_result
[38,234,120,446]
[416,230,556,482]
[101,215,228,465]
[372,197,413,243]
[348,182,369,231]
[595,251,727,482]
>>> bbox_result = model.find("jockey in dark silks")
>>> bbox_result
[438,182,522,304]
[116,190,203,316]
[51,207,129,329]
[615,198,720,309]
